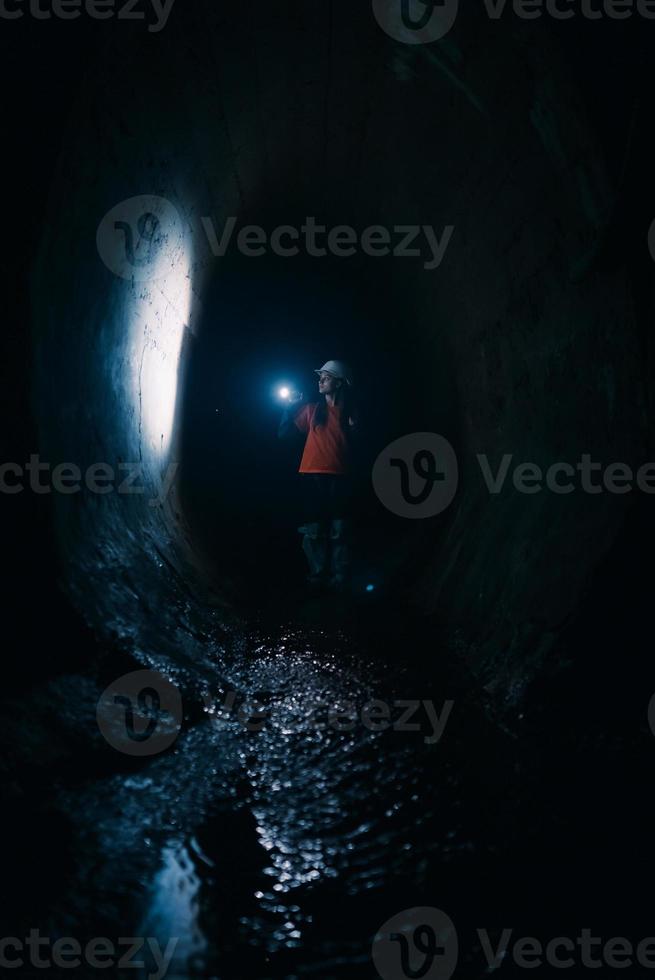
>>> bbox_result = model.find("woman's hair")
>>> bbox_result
[312,383,357,432]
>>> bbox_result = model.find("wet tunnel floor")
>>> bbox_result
[2,582,654,979]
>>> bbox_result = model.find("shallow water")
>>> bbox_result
[24,605,487,977]
[5,591,650,979]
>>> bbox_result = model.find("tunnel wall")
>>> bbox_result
[31,2,644,698]
[30,29,245,668]
[401,31,643,695]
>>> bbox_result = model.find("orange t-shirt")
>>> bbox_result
[295,402,350,474]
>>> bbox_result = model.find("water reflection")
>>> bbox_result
[51,617,465,976]
[138,843,206,978]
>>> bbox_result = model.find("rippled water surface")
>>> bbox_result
[16,598,486,977]
[5,588,645,979]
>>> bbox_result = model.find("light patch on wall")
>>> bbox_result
[114,196,194,460]
[97,193,194,459]
[137,265,193,458]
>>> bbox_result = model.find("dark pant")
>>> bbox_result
[298,475,351,583]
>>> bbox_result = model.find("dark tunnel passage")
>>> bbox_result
[32,1,643,690]
[8,1,655,976]
[177,247,459,608]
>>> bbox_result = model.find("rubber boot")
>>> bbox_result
[298,521,329,583]
[329,518,350,590]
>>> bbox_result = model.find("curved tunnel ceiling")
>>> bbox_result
[31,1,642,699]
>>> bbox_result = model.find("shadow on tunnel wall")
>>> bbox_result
[30,0,647,703]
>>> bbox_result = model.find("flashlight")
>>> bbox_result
[277,385,301,403]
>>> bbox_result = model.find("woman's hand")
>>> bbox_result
[278,393,304,439]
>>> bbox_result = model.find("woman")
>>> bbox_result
[278,360,357,590]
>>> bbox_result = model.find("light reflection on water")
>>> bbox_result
[54,620,462,976]
[138,843,207,978]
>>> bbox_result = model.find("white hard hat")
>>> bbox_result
[314,360,353,385]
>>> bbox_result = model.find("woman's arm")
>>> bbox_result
[278,397,308,439]
[278,406,298,439]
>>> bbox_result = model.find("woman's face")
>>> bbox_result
[318,372,340,396]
